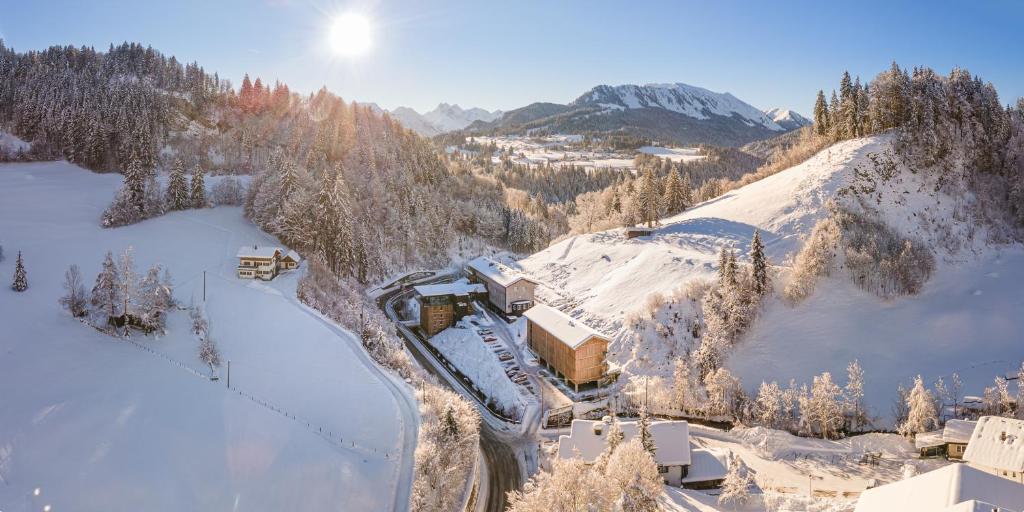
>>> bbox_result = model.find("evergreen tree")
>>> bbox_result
[89,251,122,327]
[898,375,938,437]
[718,456,754,508]
[633,168,660,228]
[123,153,147,214]
[636,403,656,456]
[717,246,730,284]
[813,89,830,136]
[725,250,738,286]
[662,168,688,215]
[11,251,27,292]
[750,229,768,295]
[166,159,189,210]
[845,360,866,431]
[190,164,206,208]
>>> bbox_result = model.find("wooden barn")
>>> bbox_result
[523,303,609,392]
[625,226,654,239]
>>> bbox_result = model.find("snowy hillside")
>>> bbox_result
[575,83,783,131]
[0,130,30,154]
[389,103,501,136]
[0,162,415,510]
[515,134,1024,424]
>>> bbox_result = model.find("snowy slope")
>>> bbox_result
[0,130,30,153]
[0,162,415,510]
[515,134,1024,425]
[576,83,784,131]
[764,107,811,131]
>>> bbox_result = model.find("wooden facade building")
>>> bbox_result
[523,303,609,392]
[414,282,486,336]
[467,256,539,315]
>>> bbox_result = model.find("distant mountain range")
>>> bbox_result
[458,82,807,147]
[386,103,502,137]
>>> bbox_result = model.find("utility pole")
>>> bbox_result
[227,360,231,389]
[203,271,206,302]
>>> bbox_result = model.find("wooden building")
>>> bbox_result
[413,282,486,336]
[236,246,301,280]
[467,256,539,315]
[625,226,654,239]
[523,303,609,392]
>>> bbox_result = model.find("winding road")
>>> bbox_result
[377,275,526,512]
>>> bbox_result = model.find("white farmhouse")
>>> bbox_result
[556,418,728,488]
[236,245,301,280]
[854,463,1024,512]
[964,415,1024,484]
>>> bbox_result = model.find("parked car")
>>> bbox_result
[498,353,513,362]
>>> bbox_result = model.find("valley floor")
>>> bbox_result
[0,161,416,511]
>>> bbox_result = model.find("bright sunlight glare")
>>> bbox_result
[329,13,372,58]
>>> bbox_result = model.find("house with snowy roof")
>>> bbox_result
[466,256,539,315]
[915,419,978,460]
[964,416,1024,484]
[413,281,486,336]
[854,463,1024,512]
[236,245,301,280]
[523,303,609,392]
[556,418,729,488]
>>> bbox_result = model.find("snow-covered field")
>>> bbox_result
[0,130,30,153]
[0,161,415,510]
[515,135,1024,426]
[464,134,700,172]
[637,146,705,163]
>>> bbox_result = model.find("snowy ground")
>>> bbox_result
[464,134,700,172]
[515,134,1024,426]
[0,130,30,154]
[637,146,705,163]
[0,161,415,511]
[429,317,531,419]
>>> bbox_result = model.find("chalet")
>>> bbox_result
[523,303,609,392]
[556,418,729,488]
[963,416,1024,484]
[854,464,1024,512]
[466,256,539,315]
[624,226,654,239]
[236,245,301,280]
[915,419,978,459]
[413,281,486,336]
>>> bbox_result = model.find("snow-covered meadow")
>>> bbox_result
[0,161,414,510]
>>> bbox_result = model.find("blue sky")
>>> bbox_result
[1,0,1022,115]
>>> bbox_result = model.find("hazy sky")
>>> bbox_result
[1,0,1022,115]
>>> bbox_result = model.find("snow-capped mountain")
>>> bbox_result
[764,107,811,131]
[575,83,784,131]
[388,103,502,136]
[467,82,800,147]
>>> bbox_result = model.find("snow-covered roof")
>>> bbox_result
[915,430,945,449]
[625,226,654,233]
[942,500,1017,512]
[681,448,729,483]
[282,250,301,262]
[963,416,1024,472]
[467,256,538,288]
[523,303,609,349]
[854,464,1024,512]
[945,419,978,444]
[413,282,486,298]
[236,245,281,259]
[557,418,691,466]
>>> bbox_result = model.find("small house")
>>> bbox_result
[854,464,1024,512]
[963,416,1024,484]
[523,303,609,392]
[944,419,977,460]
[236,246,300,280]
[467,256,539,315]
[413,281,487,336]
[624,226,654,239]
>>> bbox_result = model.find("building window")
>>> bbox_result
[657,465,668,474]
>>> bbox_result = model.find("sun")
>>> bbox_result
[329,13,372,58]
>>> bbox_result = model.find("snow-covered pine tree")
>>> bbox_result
[89,251,122,328]
[717,246,729,284]
[166,159,190,210]
[845,360,866,431]
[143,173,165,218]
[633,168,660,228]
[11,251,27,291]
[898,375,938,437]
[809,371,844,439]
[137,265,171,333]
[190,164,206,208]
[59,264,88,317]
[117,247,137,334]
[604,440,662,512]
[123,152,147,214]
[718,455,754,508]
[750,229,768,295]
[725,249,738,286]
[636,403,656,456]
[814,90,830,136]
[1017,363,1024,420]
[662,168,688,215]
